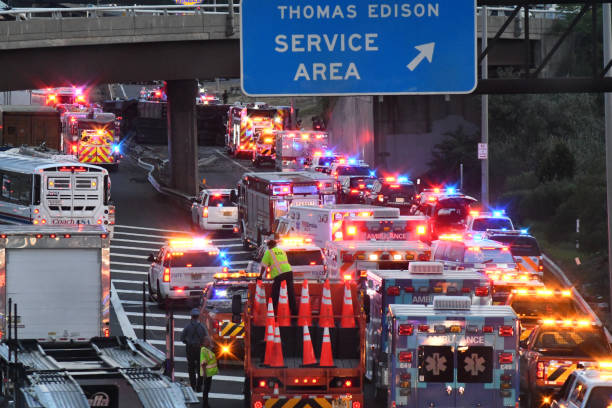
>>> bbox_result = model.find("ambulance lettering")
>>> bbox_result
[412,295,432,304]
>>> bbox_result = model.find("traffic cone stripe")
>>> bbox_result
[302,325,317,366]
[277,281,291,327]
[340,281,356,328]
[271,324,285,367]
[298,280,312,327]
[263,303,276,366]
[254,280,267,326]
[319,327,334,367]
[318,279,335,328]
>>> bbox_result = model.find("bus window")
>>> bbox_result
[33,175,41,205]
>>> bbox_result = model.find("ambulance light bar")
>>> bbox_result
[438,234,463,241]
[214,271,258,279]
[272,184,291,195]
[408,262,443,274]
[168,238,209,249]
[433,296,471,310]
[511,288,572,297]
[280,237,312,246]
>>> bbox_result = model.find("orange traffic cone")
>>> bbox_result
[263,319,276,366]
[319,327,334,367]
[302,325,317,366]
[271,324,284,367]
[277,280,291,327]
[265,298,275,328]
[340,281,355,328]
[318,279,334,328]
[297,280,312,327]
[253,280,267,326]
[273,382,279,395]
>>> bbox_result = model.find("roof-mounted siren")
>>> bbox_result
[409,262,444,274]
[433,296,472,310]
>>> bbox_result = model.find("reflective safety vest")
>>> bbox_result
[262,247,292,279]
[200,346,218,377]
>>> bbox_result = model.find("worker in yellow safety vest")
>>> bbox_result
[260,239,298,316]
[200,337,218,408]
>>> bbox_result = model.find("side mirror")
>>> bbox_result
[231,294,242,323]
[363,294,371,324]
[147,254,155,262]
[519,340,527,349]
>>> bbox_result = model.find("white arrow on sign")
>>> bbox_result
[406,42,436,71]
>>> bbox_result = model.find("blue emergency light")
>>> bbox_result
[493,210,505,217]
[369,170,376,177]
[112,144,120,154]
[325,151,333,157]
[520,228,528,234]
[219,251,227,258]
[446,187,456,194]
[213,289,228,299]
[397,176,409,183]
[348,158,356,165]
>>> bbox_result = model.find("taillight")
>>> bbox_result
[398,324,413,336]
[104,328,110,337]
[482,326,494,333]
[398,352,412,363]
[475,286,489,297]
[539,264,544,271]
[499,353,513,364]
[213,320,220,330]
[387,286,400,296]
[202,207,208,218]
[346,225,357,235]
[418,324,429,332]
[342,253,353,262]
[536,361,545,379]
[378,194,384,202]
[416,225,426,235]
[404,286,415,293]
[334,231,343,241]
[71,145,77,153]
[461,287,471,293]
[499,326,514,337]
[417,253,430,261]
[163,268,170,282]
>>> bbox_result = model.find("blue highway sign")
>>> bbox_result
[240,0,477,96]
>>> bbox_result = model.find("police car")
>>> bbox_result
[307,152,344,173]
[431,235,517,275]
[364,175,417,214]
[329,159,371,183]
[147,238,226,306]
[486,229,544,278]
[551,366,612,408]
[386,297,519,407]
[337,175,378,204]
[191,189,238,232]
[199,271,257,359]
[465,210,514,235]
[246,237,326,280]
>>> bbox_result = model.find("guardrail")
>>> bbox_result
[0,2,239,19]
[0,4,565,20]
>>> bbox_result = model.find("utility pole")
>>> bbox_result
[602,3,612,320]
[481,6,489,208]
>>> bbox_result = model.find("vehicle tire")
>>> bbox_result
[243,377,250,408]
[156,281,166,309]
[256,230,262,247]
[147,276,156,301]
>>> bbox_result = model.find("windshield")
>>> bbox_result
[317,157,336,167]
[206,284,248,312]
[472,218,513,231]
[349,177,376,188]
[464,247,515,263]
[337,166,370,176]
[435,206,468,223]
[165,252,222,268]
[534,328,611,356]
[490,236,541,256]
[586,386,612,408]
[286,250,323,266]
[381,183,416,196]
[208,194,234,207]
[510,298,580,318]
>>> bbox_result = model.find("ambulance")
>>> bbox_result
[246,236,326,281]
[284,204,400,247]
[364,263,493,395]
[275,130,329,171]
[237,171,336,249]
[324,240,431,281]
[386,298,519,408]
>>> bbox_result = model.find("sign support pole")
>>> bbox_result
[602,3,612,321]
[481,6,489,208]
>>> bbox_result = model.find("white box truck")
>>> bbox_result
[0,225,110,340]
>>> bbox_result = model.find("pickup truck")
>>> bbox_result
[519,320,612,408]
[550,368,612,408]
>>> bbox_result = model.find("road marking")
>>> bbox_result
[126,311,190,319]
[112,238,166,245]
[112,245,158,252]
[116,224,192,234]
[110,281,137,338]
[114,231,174,240]
[112,279,145,285]
[147,339,184,346]
[115,288,147,294]
[120,300,157,306]
[214,375,245,383]
[133,324,175,331]
[215,148,251,171]
[210,393,244,400]
[111,253,149,260]
[111,269,148,276]
[111,261,149,268]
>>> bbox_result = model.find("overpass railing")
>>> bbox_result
[0,2,240,19]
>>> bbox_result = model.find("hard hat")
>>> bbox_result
[190,308,200,317]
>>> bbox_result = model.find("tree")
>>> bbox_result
[536,142,575,182]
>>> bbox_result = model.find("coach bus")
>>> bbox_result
[0,152,113,229]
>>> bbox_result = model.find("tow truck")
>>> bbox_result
[199,270,258,360]
[274,130,329,171]
[237,171,336,249]
[410,187,477,239]
[147,238,227,307]
[506,287,590,342]
[486,229,544,278]
[364,175,417,214]
[282,204,399,247]
[246,236,326,281]
[0,336,199,408]
[386,297,519,407]
[519,319,612,408]
[324,240,431,281]
[365,263,493,397]
[241,279,366,408]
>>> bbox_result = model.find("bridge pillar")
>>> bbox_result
[166,79,198,196]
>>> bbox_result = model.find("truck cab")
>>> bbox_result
[387,298,519,407]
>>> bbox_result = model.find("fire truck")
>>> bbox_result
[365,263,493,397]
[252,127,276,167]
[226,104,292,157]
[386,298,519,407]
[31,87,88,107]
[240,279,366,408]
[61,111,120,170]
[237,171,336,249]
[275,131,330,171]
[324,240,431,282]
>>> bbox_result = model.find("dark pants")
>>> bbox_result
[272,271,298,316]
[202,376,213,408]
[186,343,203,391]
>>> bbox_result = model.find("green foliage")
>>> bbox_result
[536,142,575,182]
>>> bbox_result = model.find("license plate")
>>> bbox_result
[332,397,351,408]
[223,211,232,216]
[191,273,202,280]
[395,197,405,203]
